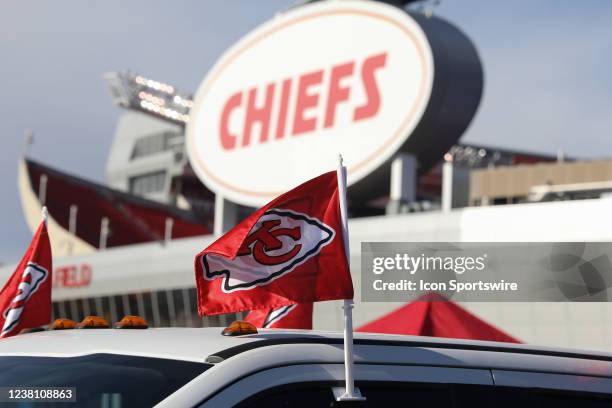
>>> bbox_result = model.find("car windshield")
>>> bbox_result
[0,353,211,407]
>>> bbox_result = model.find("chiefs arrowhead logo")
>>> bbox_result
[202,209,335,292]
[2,262,49,336]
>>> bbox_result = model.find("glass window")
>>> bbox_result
[165,290,176,326]
[127,294,140,318]
[135,293,146,317]
[181,288,194,327]
[113,295,126,322]
[118,294,130,316]
[172,289,186,326]
[52,302,60,321]
[142,292,155,325]
[129,171,166,195]
[233,382,610,408]
[150,291,162,327]
[93,297,104,317]
[358,384,452,406]
[102,296,117,323]
[81,298,91,317]
[234,385,336,408]
[86,298,97,318]
[206,314,221,328]
[69,299,81,322]
[57,301,68,320]
[535,392,612,407]
[187,288,203,327]
[156,290,170,327]
[131,131,182,160]
[492,387,612,408]
[234,383,453,408]
[0,353,211,408]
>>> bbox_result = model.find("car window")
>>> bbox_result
[234,382,455,408]
[535,392,612,407]
[233,382,612,408]
[0,353,211,408]
[234,385,335,408]
[492,387,612,408]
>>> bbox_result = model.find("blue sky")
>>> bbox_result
[1,1,611,262]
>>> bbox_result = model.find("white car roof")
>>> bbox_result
[5,327,612,407]
[0,327,256,362]
[1,328,612,377]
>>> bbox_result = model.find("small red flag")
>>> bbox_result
[245,303,313,329]
[0,221,52,338]
[195,171,353,316]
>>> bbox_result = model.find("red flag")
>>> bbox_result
[0,221,52,338]
[195,171,353,316]
[357,293,520,343]
[245,303,313,329]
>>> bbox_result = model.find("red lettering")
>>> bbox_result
[242,83,275,146]
[80,264,92,287]
[53,266,67,288]
[65,266,77,288]
[219,91,242,150]
[324,62,355,128]
[219,51,388,149]
[292,70,323,135]
[53,264,92,288]
[275,78,292,139]
[353,52,387,121]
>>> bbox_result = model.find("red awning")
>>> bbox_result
[356,294,520,343]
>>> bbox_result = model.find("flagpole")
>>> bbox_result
[42,206,48,226]
[336,154,365,401]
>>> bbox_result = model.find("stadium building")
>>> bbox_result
[5,0,612,351]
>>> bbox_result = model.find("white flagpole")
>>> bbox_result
[336,154,365,401]
[42,206,48,226]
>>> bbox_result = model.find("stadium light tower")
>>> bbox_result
[103,71,193,126]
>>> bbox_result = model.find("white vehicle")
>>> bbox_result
[0,323,611,407]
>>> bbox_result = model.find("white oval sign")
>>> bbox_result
[187,0,434,206]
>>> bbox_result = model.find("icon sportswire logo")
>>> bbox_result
[202,209,336,292]
[1,262,49,337]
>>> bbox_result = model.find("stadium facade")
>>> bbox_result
[4,0,612,351]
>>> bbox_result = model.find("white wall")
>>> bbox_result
[3,198,612,351]
[315,197,612,352]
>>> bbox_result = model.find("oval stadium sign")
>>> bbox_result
[187,0,482,206]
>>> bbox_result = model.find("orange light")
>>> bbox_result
[48,318,77,330]
[221,320,258,336]
[77,316,110,329]
[114,315,148,329]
